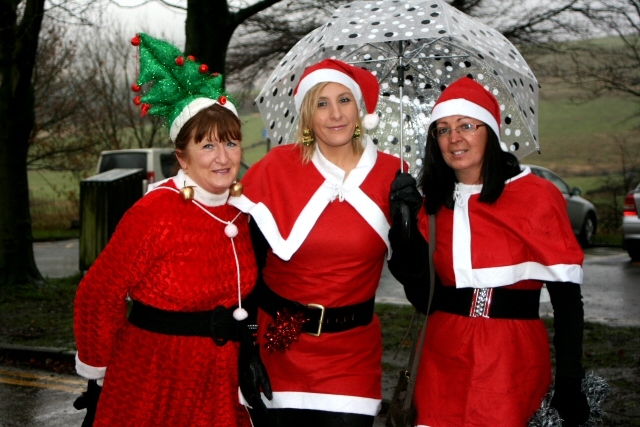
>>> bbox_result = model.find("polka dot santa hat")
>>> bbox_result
[293,58,380,130]
[429,76,508,151]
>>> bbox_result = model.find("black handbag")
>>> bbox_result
[386,215,436,427]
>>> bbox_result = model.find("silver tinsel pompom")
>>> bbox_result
[528,372,610,427]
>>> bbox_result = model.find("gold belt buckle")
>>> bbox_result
[306,303,325,336]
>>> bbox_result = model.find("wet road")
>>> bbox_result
[0,366,85,426]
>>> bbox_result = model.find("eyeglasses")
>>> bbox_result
[430,123,486,140]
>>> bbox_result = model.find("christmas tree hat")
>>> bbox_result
[130,33,238,141]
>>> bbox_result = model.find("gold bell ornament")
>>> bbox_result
[180,184,195,200]
[229,182,243,197]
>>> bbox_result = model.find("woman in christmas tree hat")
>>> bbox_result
[73,33,270,427]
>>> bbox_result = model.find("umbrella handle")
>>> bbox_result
[401,202,411,242]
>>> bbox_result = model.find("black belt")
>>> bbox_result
[433,284,541,319]
[127,299,242,345]
[258,285,375,335]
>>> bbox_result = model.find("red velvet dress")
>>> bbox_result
[74,175,256,427]
[229,137,400,415]
[413,168,584,427]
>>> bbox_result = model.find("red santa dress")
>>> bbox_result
[74,170,256,427]
[413,167,584,427]
[229,136,400,415]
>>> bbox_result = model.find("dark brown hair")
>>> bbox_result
[174,104,242,167]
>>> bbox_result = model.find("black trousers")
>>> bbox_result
[267,408,375,427]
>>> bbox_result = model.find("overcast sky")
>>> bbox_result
[106,0,186,45]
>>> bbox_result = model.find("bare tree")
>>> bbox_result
[73,24,170,153]
[226,0,343,90]
[28,20,92,173]
[0,0,99,287]
[1,0,50,287]
[534,1,640,103]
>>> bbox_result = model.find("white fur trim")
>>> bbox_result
[451,167,583,288]
[294,69,363,112]
[429,98,504,151]
[228,135,390,261]
[362,113,379,130]
[75,352,106,380]
[169,97,239,141]
[239,390,381,416]
[148,170,229,206]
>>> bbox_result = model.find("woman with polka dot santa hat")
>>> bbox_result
[229,58,401,426]
[388,76,591,426]
[73,33,271,427]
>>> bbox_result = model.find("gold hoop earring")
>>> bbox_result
[302,128,314,147]
[353,124,361,139]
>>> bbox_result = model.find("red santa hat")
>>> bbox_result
[429,77,507,151]
[294,58,380,130]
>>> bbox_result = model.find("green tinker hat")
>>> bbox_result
[130,33,238,141]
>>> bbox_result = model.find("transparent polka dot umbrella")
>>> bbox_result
[256,0,540,175]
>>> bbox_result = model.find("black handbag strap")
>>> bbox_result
[403,214,435,411]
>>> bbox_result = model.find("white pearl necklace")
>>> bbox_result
[153,186,248,321]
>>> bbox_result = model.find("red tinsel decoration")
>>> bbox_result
[199,64,209,74]
[175,56,184,66]
[187,55,196,61]
[218,95,227,105]
[140,103,150,117]
[131,83,141,92]
[131,35,140,46]
[133,96,141,106]
[264,308,308,353]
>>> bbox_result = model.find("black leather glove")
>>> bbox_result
[73,379,102,427]
[390,171,422,221]
[551,376,590,427]
[239,325,272,427]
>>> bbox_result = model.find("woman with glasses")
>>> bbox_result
[388,76,590,426]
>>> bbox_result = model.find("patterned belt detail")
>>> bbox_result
[470,288,494,318]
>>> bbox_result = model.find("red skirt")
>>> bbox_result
[413,312,551,427]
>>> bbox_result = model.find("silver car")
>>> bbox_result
[525,165,598,248]
[622,182,640,261]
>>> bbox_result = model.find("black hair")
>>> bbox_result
[419,123,521,215]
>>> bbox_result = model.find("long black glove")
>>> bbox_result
[73,379,102,427]
[388,172,431,313]
[547,281,590,426]
[238,323,272,427]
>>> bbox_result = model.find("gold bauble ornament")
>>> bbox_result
[180,186,195,200]
[229,182,244,197]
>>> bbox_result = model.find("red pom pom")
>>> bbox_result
[140,103,150,117]
[175,56,184,66]
[133,96,141,106]
[218,95,227,105]
[131,35,140,46]
[198,64,209,74]
[131,84,141,93]
[212,72,220,77]
[187,55,196,61]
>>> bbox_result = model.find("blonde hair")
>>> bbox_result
[295,82,364,163]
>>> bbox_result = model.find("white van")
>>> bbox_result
[96,148,177,191]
